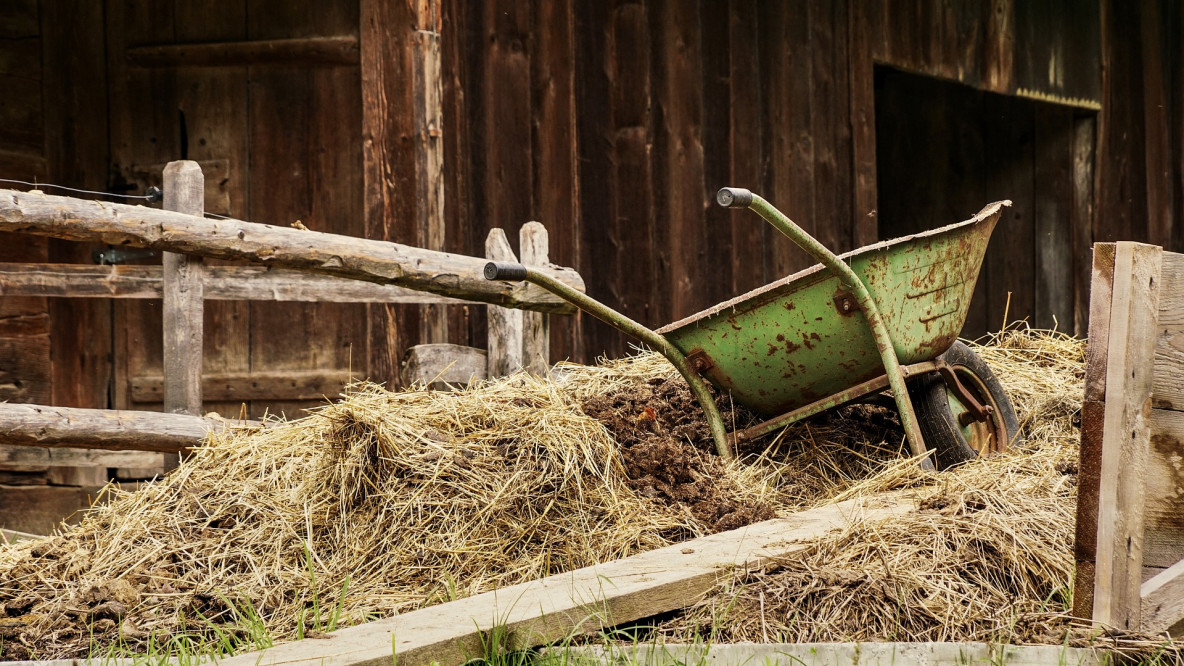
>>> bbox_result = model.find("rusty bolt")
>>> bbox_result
[841,298,852,312]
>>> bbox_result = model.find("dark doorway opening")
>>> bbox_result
[874,66,1093,338]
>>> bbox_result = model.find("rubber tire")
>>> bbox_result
[907,341,1022,470]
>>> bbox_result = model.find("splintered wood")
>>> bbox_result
[1076,242,1184,636]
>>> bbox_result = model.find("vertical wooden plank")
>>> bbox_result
[485,229,522,376]
[248,0,362,415]
[811,0,851,254]
[173,0,251,425]
[984,95,1035,330]
[1073,242,1115,621]
[105,0,178,413]
[162,161,204,470]
[983,0,1015,94]
[530,0,580,362]
[848,0,878,249]
[1071,116,1097,336]
[1092,241,1162,631]
[573,1,618,360]
[480,2,534,243]
[651,0,706,320]
[41,0,111,414]
[1139,0,1172,250]
[414,1,448,344]
[441,0,477,355]
[1033,106,1074,331]
[362,0,417,387]
[762,1,816,278]
[1093,0,1141,246]
[727,0,768,293]
[700,0,734,305]
[519,222,549,374]
[610,0,657,328]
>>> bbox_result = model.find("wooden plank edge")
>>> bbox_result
[0,444,162,468]
[1141,556,1184,634]
[220,492,919,666]
[0,264,484,304]
[130,370,352,403]
[127,36,360,68]
[1092,241,1162,630]
[2,528,43,544]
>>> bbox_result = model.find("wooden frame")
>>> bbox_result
[0,163,578,474]
[1075,241,1184,636]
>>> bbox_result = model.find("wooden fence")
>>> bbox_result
[1075,241,1184,636]
[0,161,583,528]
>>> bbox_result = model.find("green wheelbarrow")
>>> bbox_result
[485,188,1020,469]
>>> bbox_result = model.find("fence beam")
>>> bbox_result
[0,402,253,453]
[0,189,584,313]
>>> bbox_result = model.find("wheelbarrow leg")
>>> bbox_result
[484,262,736,460]
[718,188,934,469]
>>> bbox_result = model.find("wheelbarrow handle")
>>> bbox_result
[484,261,528,281]
[716,187,754,208]
[716,185,933,468]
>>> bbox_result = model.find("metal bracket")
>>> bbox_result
[935,361,994,425]
[92,247,157,265]
[686,349,715,375]
[833,289,859,316]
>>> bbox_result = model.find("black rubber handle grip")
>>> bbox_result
[484,261,528,281]
[716,187,754,208]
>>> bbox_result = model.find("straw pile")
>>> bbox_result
[0,329,1177,661]
[651,329,1180,661]
[0,356,773,660]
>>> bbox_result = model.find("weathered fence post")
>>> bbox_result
[519,222,550,375]
[161,161,205,470]
[485,224,551,377]
[485,229,522,377]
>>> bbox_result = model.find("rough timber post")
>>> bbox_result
[161,161,205,470]
[485,228,523,376]
[519,222,550,374]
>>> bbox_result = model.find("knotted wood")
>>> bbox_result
[0,189,583,313]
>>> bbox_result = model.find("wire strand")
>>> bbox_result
[0,178,158,200]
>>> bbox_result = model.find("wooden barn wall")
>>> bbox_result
[1,0,1180,404]
[103,1,364,419]
[436,0,1126,361]
[0,0,109,412]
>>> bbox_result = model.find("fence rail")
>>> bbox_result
[0,161,577,470]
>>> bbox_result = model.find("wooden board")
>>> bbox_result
[220,492,917,666]
[1077,242,1184,635]
[0,485,102,535]
[1090,242,1161,630]
[129,371,351,403]
[0,264,481,304]
[0,444,161,469]
[1146,408,1184,570]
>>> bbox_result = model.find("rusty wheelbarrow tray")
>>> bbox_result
[486,188,1019,467]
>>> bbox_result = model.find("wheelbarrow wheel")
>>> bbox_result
[908,341,1021,470]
